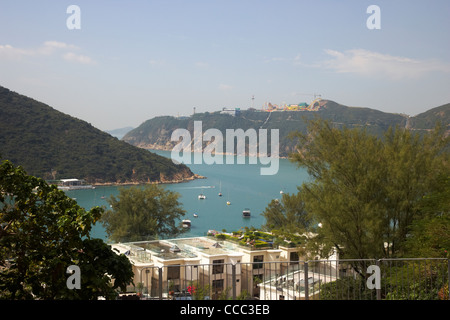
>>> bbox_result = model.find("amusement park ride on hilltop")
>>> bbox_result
[262,94,323,112]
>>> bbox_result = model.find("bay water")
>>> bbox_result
[65,150,310,242]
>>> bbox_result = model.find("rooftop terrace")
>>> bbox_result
[170,237,244,256]
[137,240,198,260]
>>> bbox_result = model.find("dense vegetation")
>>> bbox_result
[122,100,449,157]
[0,159,134,299]
[210,227,305,249]
[0,86,194,184]
[259,117,449,266]
[259,118,449,300]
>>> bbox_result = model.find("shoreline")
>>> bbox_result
[146,146,290,159]
[91,173,206,187]
[81,148,293,188]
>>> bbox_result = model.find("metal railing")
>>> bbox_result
[129,258,449,300]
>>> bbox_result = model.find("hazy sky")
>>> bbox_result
[1,0,449,130]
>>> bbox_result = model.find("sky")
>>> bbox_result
[1,0,449,131]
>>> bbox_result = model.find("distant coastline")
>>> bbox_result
[146,146,289,159]
[90,173,206,187]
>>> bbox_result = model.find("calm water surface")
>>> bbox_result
[65,150,309,241]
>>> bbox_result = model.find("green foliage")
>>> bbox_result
[318,260,449,300]
[236,289,252,300]
[187,281,210,300]
[318,276,375,300]
[262,192,311,234]
[0,86,193,183]
[213,228,305,250]
[403,214,450,258]
[101,184,186,242]
[289,118,449,261]
[0,159,133,299]
[382,261,448,300]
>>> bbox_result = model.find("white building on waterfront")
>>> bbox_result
[111,235,339,300]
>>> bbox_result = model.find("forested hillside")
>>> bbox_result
[123,100,449,157]
[0,86,195,184]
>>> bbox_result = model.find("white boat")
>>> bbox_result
[242,208,251,218]
[182,219,191,228]
[198,194,206,200]
[226,201,231,205]
[57,179,94,190]
[193,213,198,218]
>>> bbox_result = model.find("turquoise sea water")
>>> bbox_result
[65,150,309,241]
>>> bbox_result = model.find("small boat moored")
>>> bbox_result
[242,208,251,218]
[198,193,206,200]
[57,178,94,190]
[182,219,191,228]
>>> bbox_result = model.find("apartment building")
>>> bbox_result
[112,235,309,299]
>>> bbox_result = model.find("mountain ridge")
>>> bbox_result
[122,100,449,157]
[0,86,197,184]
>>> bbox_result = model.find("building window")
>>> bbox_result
[290,252,299,264]
[167,265,180,280]
[212,259,224,274]
[253,255,264,269]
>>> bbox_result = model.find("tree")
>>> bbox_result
[101,184,186,242]
[0,159,133,299]
[289,118,449,261]
[381,125,449,256]
[262,192,311,234]
[403,214,450,258]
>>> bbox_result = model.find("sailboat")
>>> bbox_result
[101,188,106,199]
[218,181,222,197]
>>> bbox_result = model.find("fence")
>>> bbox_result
[129,258,449,300]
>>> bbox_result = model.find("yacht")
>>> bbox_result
[182,219,191,228]
[57,178,94,190]
[198,193,206,200]
[242,208,251,218]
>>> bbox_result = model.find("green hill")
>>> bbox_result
[0,86,195,184]
[407,103,450,131]
[124,100,442,157]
